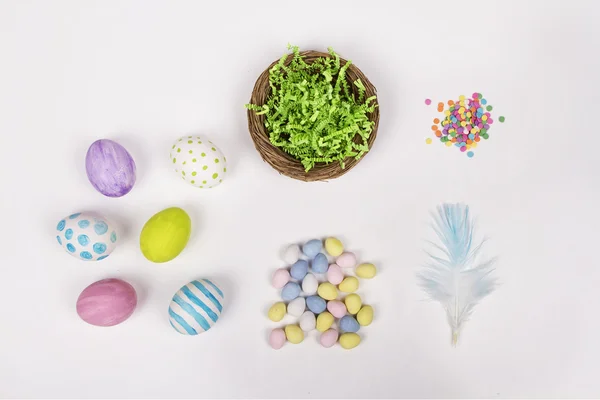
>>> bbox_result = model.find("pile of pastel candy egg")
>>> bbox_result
[268,237,377,350]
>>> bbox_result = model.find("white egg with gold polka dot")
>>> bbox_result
[169,136,227,189]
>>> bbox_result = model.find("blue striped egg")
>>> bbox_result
[169,279,224,335]
[56,212,118,261]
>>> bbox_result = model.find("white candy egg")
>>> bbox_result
[169,136,227,189]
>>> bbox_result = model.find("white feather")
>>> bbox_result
[417,203,498,345]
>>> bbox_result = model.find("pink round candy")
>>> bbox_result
[272,268,291,289]
[320,329,339,348]
[327,300,347,318]
[76,278,137,327]
[424,98,431,105]
[326,264,344,285]
[269,328,286,350]
[336,252,357,269]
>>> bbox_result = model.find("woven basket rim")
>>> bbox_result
[247,50,380,182]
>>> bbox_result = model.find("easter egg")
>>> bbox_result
[287,297,306,317]
[356,263,377,279]
[272,268,291,289]
[268,302,286,322]
[317,282,338,301]
[326,300,346,318]
[320,329,339,348]
[85,139,136,198]
[339,332,361,349]
[299,311,316,331]
[306,295,326,314]
[344,293,362,315]
[281,282,301,301]
[56,212,118,261]
[269,328,286,350]
[169,135,227,189]
[339,315,360,333]
[324,237,344,257]
[140,207,191,263]
[302,239,322,259]
[282,244,301,265]
[316,311,334,332]
[312,253,329,274]
[326,264,344,285]
[338,276,359,293]
[290,260,308,280]
[336,252,357,269]
[357,305,373,326]
[76,278,137,326]
[301,273,318,295]
[284,325,304,344]
[169,279,224,335]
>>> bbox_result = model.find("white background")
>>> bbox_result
[1,0,599,398]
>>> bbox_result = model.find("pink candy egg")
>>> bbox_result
[326,264,344,285]
[272,268,291,289]
[320,329,339,348]
[76,278,137,327]
[269,328,286,350]
[336,252,357,269]
[327,300,347,318]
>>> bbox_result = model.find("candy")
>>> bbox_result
[268,302,286,322]
[272,268,291,289]
[339,332,361,349]
[306,295,327,314]
[281,282,301,301]
[357,305,374,326]
[282,244,301,265]
[316,311,334,332]
[338,276,359,293]
[499,116,505,122]
[320,329,339,348]
[287,297,306,317]
[326,263,344,285]
[284,325,304,344]
[326,300,346,318]
[336,252,357,269]
[424,98,431,105]
[339,315,360,333]
[290,260,309,280]
[324,237,344,257]
[299,311,316,331]
[356,263,377,279]
[269,328,286,349]
[302,239,322,259]
[344,293,362,315]
[301,273,318,295]
[317,282,338,301]
[312,253,329,274]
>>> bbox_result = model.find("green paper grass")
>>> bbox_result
[246,45,378,172]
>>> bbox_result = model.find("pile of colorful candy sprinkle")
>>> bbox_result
[267,238,377,350]
[424,93,504,158]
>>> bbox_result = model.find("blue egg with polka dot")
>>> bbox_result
[56,212,118,261]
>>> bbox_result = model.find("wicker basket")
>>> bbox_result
[247,50,380,182]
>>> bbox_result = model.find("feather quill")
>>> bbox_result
[417,203,498,346]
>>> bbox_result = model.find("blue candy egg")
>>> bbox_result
[281,282,301,301]
[290,260,308,280]
[302,239,323,259]
[306,295,326,314]
[312,253,328,274]
[339,315,360,333]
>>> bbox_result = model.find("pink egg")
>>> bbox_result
[76,278,137,327]
[269,328,286,350]
[327,300,347,318]
[326,264,344,285]
[272,268,291,289]
[336,252,357,269]
[320,329,339,348]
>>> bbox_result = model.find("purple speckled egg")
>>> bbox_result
[85,139,136,197]
[76,278,137,327]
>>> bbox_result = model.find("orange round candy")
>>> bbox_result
[433,118,440,124]
[431,125,437,131]
[435,130,442,137]
[475,137,481,142]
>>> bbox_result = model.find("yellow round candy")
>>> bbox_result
[338,276,359,293]
[140,207,191,263]
[471,142,478,148]
[459,95,465,101]
[339,333,361,349]
[445,142,452,147]
[324,237,344,257]
[316,311,334,332]
[268,302,286,322]
[317,282,338,300]
[357,305,373,326]
[355,263,377,279]
[344,293,362,315]
[425,138,432,144]
[284,325,304,344]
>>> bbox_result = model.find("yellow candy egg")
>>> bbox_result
[355,263,377,279]
[338,276,359,293]
[268,302,286,322]
[339,333,361,349]
[317,282,338,300]
[139,207,191,263]
[357,305,374,326]
[344,294,362,315]
[324,237,344,257]
[284,324,304,344]
[316,311,334,332]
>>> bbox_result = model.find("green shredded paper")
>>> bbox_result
[246,45,378,172]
